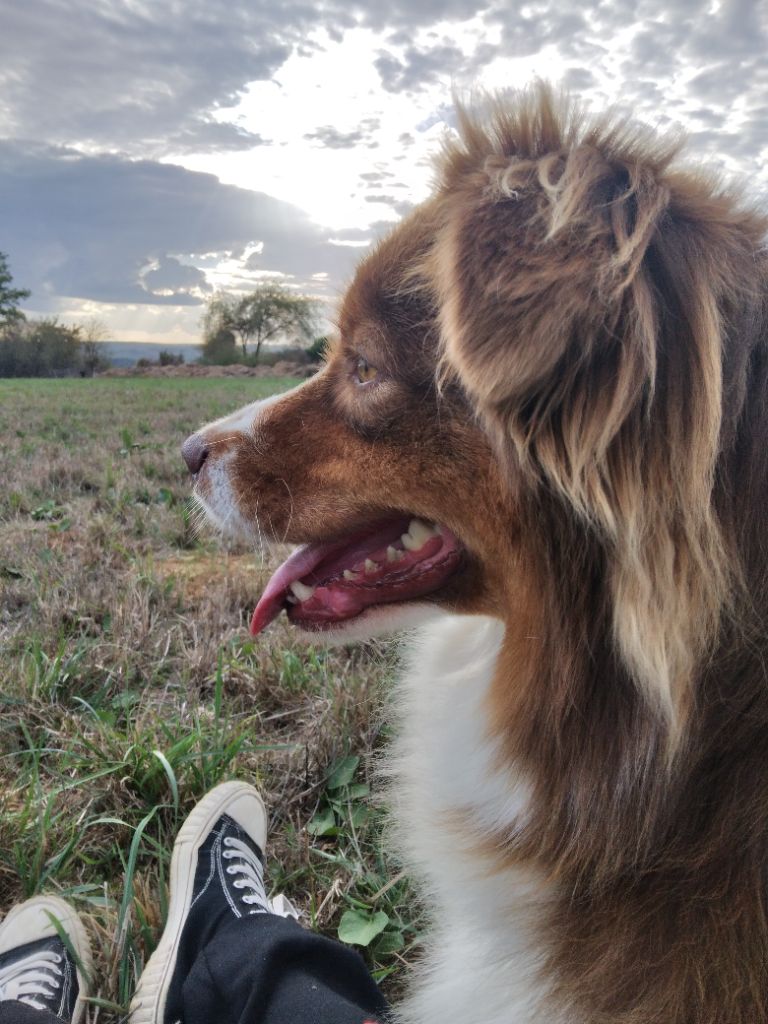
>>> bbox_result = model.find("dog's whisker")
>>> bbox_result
[278,478,294,545]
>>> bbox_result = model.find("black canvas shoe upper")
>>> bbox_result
[0,935,80,1021]
[163,813,269,1021]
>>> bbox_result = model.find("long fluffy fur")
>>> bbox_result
[421,86,768,1022]
[430,85,767,730]
[191,84,768,1024]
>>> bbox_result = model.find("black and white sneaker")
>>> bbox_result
[0,895,92,1024]
[130,781,298,1024]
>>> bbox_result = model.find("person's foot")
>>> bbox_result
[130,781,297,1024]
[0,895,92,1023]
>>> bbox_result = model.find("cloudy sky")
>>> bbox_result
[1,0,766,345]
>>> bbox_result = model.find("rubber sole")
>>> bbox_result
[0,894,94,1024]
[130,781,267,1024]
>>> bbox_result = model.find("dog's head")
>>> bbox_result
[186,86,767,732]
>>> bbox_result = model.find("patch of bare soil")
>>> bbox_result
[154,550,266,603]
[101,361,316,379]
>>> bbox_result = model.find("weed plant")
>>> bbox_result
[0,378,422,1019]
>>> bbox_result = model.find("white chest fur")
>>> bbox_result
[386,613,560,1024]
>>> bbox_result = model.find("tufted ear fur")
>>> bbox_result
[429,85,766,728]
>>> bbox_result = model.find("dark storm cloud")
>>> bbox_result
[0,141,363,306]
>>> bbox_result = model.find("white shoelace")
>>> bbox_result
[222,836,271,914]
[0,949,62,1010]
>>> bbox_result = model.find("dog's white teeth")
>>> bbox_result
[289,580,316,602]
[286,595,298,605]
[386,545,403,563]
[402,518,434,551]
[364,559,379,574]
[343,569,360,581]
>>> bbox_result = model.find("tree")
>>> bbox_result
[0,317,81,377]
[0,252,30,328]
[80,319,111,376]
[202,283,320,362]
[201,326,239,365]
[306,336,330,363]
[158,348,185,366]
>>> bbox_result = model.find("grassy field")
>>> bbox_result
[0,377,420,1018]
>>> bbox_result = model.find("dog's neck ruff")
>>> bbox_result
[388,613,560,1024]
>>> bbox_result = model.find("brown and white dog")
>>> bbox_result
[183,86,768,1023]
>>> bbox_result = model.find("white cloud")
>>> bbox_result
[0,0,766,343]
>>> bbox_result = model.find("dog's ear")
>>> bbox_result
[431,89,760,728]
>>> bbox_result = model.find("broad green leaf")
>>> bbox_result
[373,930,405,955]
[338,909,389,947]
[348,804,369,829]
[327,755,359,790]
[346,783,370,800]
[307,804,336,836]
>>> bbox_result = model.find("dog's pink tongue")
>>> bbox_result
[250,519,412,636]
[250,519,460,635]
[249,541,338,636]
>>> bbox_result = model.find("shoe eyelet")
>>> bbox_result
[223,837,234,847]
[226,866,236,874]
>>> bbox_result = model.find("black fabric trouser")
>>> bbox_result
[0,915,389,1024]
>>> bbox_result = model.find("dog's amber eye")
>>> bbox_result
[354,356,379,385]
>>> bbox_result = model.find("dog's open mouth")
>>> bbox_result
[250,515,463,634]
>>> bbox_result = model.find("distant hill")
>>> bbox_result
[104,341,202,367]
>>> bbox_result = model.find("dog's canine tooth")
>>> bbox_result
[289,580,316,602]
[403,518,434,551]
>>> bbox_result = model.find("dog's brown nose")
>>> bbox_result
[182,432,209,475]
